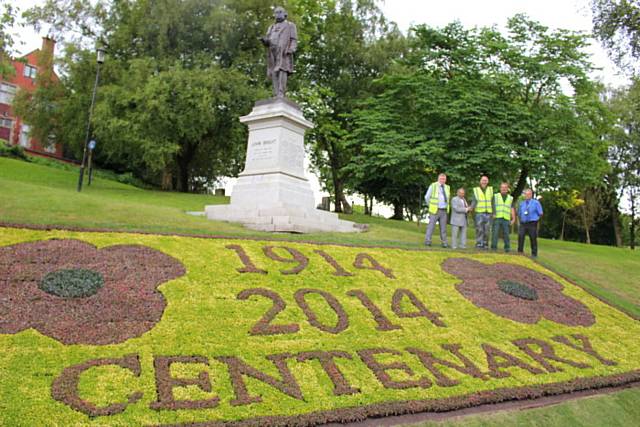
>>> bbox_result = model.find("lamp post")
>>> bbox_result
[87,139,97,185]
[77,47,105,192]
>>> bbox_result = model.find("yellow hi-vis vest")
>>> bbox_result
[428,182,450,215]
[473,186,493,213]
[494,193,513,220]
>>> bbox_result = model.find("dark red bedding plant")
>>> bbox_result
[0,239,185,345]
[442,258,595,327]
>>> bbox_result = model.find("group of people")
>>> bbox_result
[424,174,543,257]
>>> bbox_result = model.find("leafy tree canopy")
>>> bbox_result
[591,0,640,74]
[347,15,610,217]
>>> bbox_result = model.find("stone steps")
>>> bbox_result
[205,204,360,234]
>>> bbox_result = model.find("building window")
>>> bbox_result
[19,124,31,148]
[23,65,37,79]
[0,117,12,143]
[44,134,57,153]
[0,83,16,104]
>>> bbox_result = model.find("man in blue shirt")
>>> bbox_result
[517,188,543,258]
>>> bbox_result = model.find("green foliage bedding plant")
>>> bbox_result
[0,226,639,426]
[498,280,539,301]
[38,268,104,298]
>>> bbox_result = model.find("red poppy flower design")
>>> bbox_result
[442,258,595,327]
[0,239,185,345]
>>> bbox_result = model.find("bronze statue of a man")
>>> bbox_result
[260,6,297,98]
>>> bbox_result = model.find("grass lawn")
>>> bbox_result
[1,156,639,426]
[416,386,640,427]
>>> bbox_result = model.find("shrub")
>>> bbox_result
[0,141,27,160]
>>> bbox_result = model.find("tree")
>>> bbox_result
[608,79,640,248]
[23,0,270,190]
[591,0,640,74]
[0,0,20,79]
[555,190,585,241]
[570,187,609,244]
[291,0,406,213]
[348,16,609,217]
[345,72,446,219]
[92,61,255,192]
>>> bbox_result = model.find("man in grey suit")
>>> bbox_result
[451,188,470,249]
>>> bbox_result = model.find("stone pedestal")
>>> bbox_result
[205,98,359,233]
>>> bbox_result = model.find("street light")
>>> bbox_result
[77,46,106,192]
[96,48,106,64]
[87,139,97,185]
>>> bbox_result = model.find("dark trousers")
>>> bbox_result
[518,221,538,256]
[491,218,511,252]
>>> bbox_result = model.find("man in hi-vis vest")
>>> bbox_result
[491,182,516,252]
[424,173,450,247]
[470,175,493,249]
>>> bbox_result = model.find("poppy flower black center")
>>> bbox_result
[39,269,104,298]
[498,280,538,301]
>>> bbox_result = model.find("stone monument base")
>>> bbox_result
[205,202,359,234]
[204,98,360,234]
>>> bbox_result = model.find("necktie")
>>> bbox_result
[441,185,447,203]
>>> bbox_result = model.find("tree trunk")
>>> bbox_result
[364,194,370,215]
[631,192,636,250]
[177,164,190,193]
[392,202,404,220]
[340,193,353,214]
[176,144,196,193]
[604,174,623,247]
[161,168,173,191]
[582,206,591,244]
[332,173,345,213]
[512,165,529,200]
[609,195,623,247]
[325,137,346,214]
[368,196,373,216]
[560,211,566,241]
[417,188,422,227]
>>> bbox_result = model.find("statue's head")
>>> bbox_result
[274,6,287,23]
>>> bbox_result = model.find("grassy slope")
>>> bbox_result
[1,156,639,426]
[418,387,640,427]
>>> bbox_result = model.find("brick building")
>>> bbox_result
[0,37,64,159]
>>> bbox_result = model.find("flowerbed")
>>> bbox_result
[0,226,639,426]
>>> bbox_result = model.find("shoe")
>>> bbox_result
[475,244,483,249]
[425,242,431,247]
[442,244,449,248]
